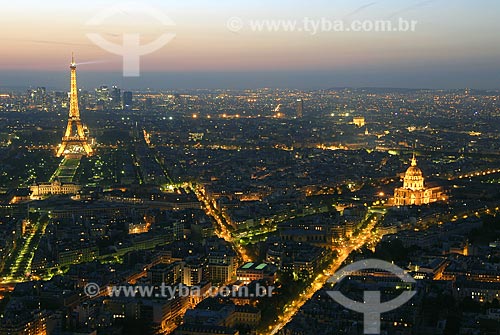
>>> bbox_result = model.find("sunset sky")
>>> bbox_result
[1,0,499,89]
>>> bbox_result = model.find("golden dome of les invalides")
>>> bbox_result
[390,154,448,206]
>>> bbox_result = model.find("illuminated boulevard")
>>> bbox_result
[195,179,388,335]
[268,212,382,335]
[193,184,252,262]
[1,215,48,284]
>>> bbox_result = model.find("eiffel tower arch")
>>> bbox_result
[56,55,93,157]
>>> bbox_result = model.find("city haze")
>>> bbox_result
[1,0,500,89]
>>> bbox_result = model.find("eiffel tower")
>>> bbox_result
[56,55,93,157]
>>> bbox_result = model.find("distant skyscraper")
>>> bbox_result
[111,85,121,108]
[29,87,47,109]
[145,97,153,110]
[34,87,46,105]
[95,85,109,102]
[95,85,109,110]
[123,91,133,109]
[296,98,303,118]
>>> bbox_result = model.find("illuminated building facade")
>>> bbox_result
[30,180,81,199]
[207,251,235,284]
[392,154,447,206]
[236,262,276,284]
[182,262,203,286]
[0,311,47,335]
[353,116,365,127]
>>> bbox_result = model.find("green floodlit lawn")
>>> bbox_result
[51,157,82,182]
[61,158,80,168]
[58,170,75,176]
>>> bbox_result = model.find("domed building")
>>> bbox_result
[391,154,447,206]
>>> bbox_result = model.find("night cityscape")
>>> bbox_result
[1,1,500,335]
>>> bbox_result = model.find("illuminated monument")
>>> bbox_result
[391,154,447,206]
[56,55,93,157]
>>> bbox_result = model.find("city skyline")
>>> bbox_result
[1,56,500,335]
[1,0,500,89]
[2,2,500,335]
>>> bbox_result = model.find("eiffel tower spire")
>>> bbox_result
[56,54,93,157]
